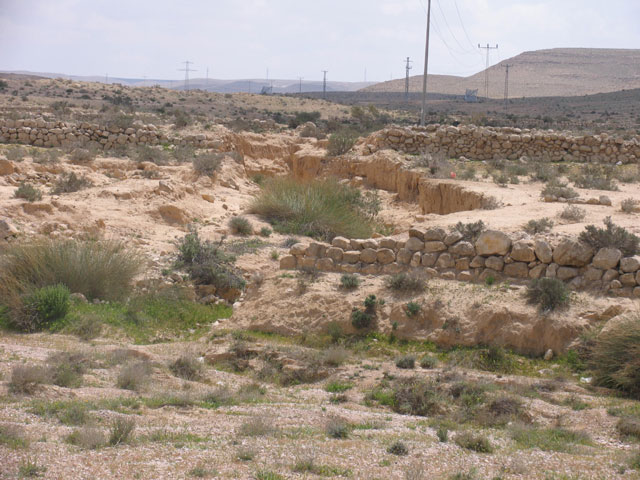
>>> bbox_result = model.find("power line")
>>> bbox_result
[434,0,475,55]
[453,0,482,56]
[178,61,196,91]
[478,44,498,99]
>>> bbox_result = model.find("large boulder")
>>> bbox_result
[621,256,640,273]
[534,239,553,264]
[510,241,536,262]
[475,231,511,256]
[592,248,622,270]
[553,239,594,267]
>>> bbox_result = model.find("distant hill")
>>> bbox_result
[0,70,373,93]
[363,48,640,99]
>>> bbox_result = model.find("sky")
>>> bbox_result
[0,0,639,83]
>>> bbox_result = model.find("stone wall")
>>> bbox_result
[280,227,640,297]
[365,125,640,164]
[0,118,225,150]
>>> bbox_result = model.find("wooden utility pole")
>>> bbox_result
[502,64,513,111]
[419,0,431,126]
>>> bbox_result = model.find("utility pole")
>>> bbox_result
[420,0,432,126]
[404,57,412,103]
[364,68,367,83]
[298,77,303,94]
[105,73,108,84]
[205,67,209,89]
[502,64,513,111]
[478,43,498,99]
[178,61,196,91]
[322,70,328,99]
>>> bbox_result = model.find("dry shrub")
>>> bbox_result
[526,278,569,312]
[46,352,90,388]
[108,416,136,446]
[559,204,586,223]
[327,130,358,157]
[617,417,640,440]
[590,314,640,396]
[116,361,152,391]
[14,182,42,202]
[66,427,106,449]
[238,416,275,437]
[192,152,223,176]
[9,365,49,394]
[325,416,350,438]
[169,355,202,381]
[385,272,426,294]
[579,216,639,256]
[69,148,96,164]
[454,431,494,453]
[0,423,28,449]
[51,172,92,194]
[621,198,640,214]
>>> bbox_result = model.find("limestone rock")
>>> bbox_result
[326,247,344,262]
[279,255,297,269]
[421,253,438,267]
[408,227,425,240]
[485,256,504,271]
[510,241,536,262]
[360,248,377,264]
[592,247,622,270]
[405,237,424,252]
[504,262,529,278]
[449,241,475,257]
[620,256,640,273]
[620,273,637,286]
[396,248,413,265]
[316,258,334,271]
[157,205,189,226]
[553,239,594,267]
[444,231,463,246]
[534,239,553,264]
[475,231,512,256]
[435,253,455,269]
[377,248,396,264]
[290,243,308,256]
[424,227,446,241]
[342,251,360,264]
[331,236,350,249]
[424,241,447,253]
[0,159,15,175]
[378,238,397,249]
[0,218,18,239]
[470,256,485,268]
[557,267,579,280]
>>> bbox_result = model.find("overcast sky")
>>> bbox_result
[1,0,639,82]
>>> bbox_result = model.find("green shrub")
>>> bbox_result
[351,309,372,329]
[405,301,421,317]
[20,285,70,331]
[389,377,444,416]
[420,355,438,369]
[108,416,136,446]
[523,218,553,234]
[541,180,578,199]
[385,273,426,294]
[570,164,619,191]
[451,220,486,242]
[325,416,350,438]
[192,152,223,176]
[175,229,245,292]
[437,426,448,442]
[526,278,569,312]
[288,111,321,128]
[47,352,88,388]
[169,355,202,381]
[339,273,360,290]
[228,216,252,236]
[0,239,141,330]
[327,130,358,157]
[395,355,416,369]
[590,314,640,396]
[14,182,42,202]
[579,216,639,256]
[454,432,494,453]
[510,426,591,452]
[259,226,272,237]
[0,423,28,449]
[249,177,378,241]
[617,417,640,440]
[559,204,586,222]
[18,459,47,477]
[51,172,92,194]
[387,440,409,456]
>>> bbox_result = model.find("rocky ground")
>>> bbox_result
[1,79,640,479]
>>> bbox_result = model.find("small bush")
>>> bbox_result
[69,148,96,164]
[451,221,486,242]
[405,301,421,317]
[64,314,102,341]
[385,273,426,294]
[419,355,438,369]
[590,314,640,396]
[321,346,349,366]
[387,440,409,456]
[47,352,88,388]
[454,432,494,453]
[66,427,106,449]
[437,426,448,442]
[238,416,275,437]
[169,355,202,381]
[579,216,639,256]
[339,273,360,290]
[325,380,353,393]
[259,226,272,237]
[5,146,26,161]
[621,198,640,214]
[228,216,252,236]
[14,183,42,202]
[617,417,640,440]
[395,355,416,369]
[326,416,350,438]
[108,416,136,446]
[559,204,586,222]
[134,145,170,165]
[542,180,578,199]
[9,365,49,394]
[172,144,195,163]
[0,423,28,449]
[116,361,151,391]
[571,164,618,191]
[51,172,92,194]
[18,459,47,478]
[20,284,70,332]
[526,278,569,312]
[351,309,372,329]
[510,426,591,452]
[523,217,554,234]
[327,130,358,157]
[391,377,444,416]
[192,152,223,176]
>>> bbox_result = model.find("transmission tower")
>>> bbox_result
[404,57,412,102]
[502,64,513,111]
[322,70,328,99]
[478,43,498,99]
[178,61,197,91]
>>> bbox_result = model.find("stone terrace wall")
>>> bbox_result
[0,118,226,150]
[365,125,640,164]
[280,228,640,298]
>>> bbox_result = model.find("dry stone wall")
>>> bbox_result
[0,118,226,150]
[365,125,640,164]
[280,227,640,297]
